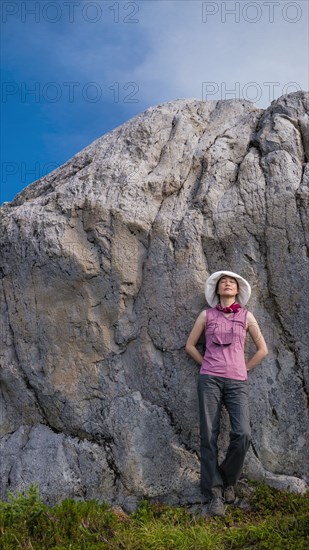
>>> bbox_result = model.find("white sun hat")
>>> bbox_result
[205,270,251,307]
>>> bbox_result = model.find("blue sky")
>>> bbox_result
[1,0,308,204]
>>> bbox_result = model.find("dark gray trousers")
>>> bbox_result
[198,374,251,500]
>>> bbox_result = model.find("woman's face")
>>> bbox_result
[217,276,238,298]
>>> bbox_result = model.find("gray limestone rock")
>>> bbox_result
[0,91,308,505]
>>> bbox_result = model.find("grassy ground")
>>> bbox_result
[0,482,308,549]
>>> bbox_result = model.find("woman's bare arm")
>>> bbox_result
[246,311,268,371]
[185,310,207,366]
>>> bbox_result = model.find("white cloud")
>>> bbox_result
[3,0,308,110]
[122,0,309,108]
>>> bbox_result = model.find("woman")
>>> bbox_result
[186,270,268,517]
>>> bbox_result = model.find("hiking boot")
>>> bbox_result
[224,486,236,504]
[208,497,225,517]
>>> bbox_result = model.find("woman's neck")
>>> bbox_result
[219,297,236,308]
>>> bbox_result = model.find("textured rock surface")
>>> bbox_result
[0,92,308,506]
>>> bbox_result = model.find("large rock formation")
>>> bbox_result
[0,92,308,507]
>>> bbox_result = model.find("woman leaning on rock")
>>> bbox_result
[185,271,268,517]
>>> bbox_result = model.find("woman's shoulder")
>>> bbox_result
[193,309,207,329]
[245,309,255,320]
[199,309,207,320]
[197,307,218,323]
[205,307,217,320]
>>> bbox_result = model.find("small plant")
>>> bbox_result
[0,484,48,549]
[0,484,46,531]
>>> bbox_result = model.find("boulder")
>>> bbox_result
[0,91,308,506]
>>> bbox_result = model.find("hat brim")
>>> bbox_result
[205,270,251,307]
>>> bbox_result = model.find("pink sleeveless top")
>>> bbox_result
[200,307,248,381]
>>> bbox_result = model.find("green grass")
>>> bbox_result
[0,482,308,549]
